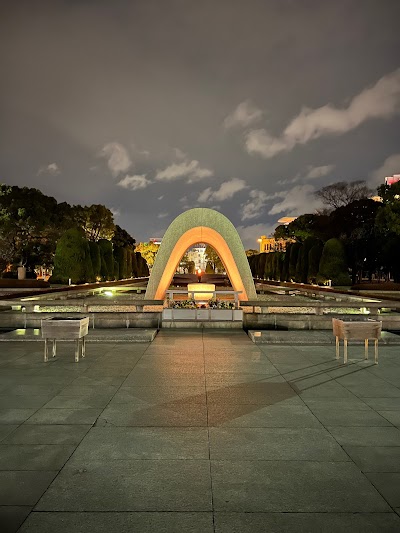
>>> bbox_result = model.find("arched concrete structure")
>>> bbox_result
[145,208,257,301]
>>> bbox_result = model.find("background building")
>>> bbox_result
[186,243,207,271]
[385,175,400,186]
[258,236,290,253]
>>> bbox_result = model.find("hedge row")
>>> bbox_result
[249,238,351,286]
[50,229,148,284]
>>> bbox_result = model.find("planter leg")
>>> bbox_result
[364,339,368,360]
[344,339,348,364]
[82,337,86,358]
[44,339,48,362]
[335,337,339,359]
[375,339,378,365]
[75,340,80,362]
[52,340,57,358]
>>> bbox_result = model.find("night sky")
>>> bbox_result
[1,0,400,248]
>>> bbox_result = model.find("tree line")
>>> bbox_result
[0,184,148,283]
[248,180,400,286]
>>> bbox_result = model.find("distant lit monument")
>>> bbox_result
[145,208,257,301]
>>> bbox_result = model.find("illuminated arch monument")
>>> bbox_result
[145,208,257,301]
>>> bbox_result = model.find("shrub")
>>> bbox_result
[289,242,301,281]
[51,228,93,284]
[98,239,114,280]
[307,242,323,284]
[89,241,101,279]
[114,247,127,279]
[317,238,351,286]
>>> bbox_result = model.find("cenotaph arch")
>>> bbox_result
[145,208,257,301]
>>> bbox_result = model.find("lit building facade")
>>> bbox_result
[186,243,207,271]
[385,175,400,186]
[258,236,290,253]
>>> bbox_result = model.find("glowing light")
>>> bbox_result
[188,283,215,302]
[104,291,114,297]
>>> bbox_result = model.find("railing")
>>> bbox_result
[165,290,242,308]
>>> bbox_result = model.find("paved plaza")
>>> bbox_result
[0,329,400,532]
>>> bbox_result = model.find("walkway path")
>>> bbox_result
[0,330,400,531]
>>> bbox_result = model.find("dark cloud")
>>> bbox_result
[1,0,400,248]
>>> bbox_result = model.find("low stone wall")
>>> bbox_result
[243,312,400,331]
[0,311,161,330]
[2,310,399,332]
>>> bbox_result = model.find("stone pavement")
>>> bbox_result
[0,329,400,532]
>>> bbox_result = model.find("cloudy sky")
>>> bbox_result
[1,0,400,248]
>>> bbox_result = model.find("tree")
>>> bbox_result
[204,245,224,273]
[98,239,114,280]
[114,247,128,279]
[257,253,267,279]
[136,252,149,276]
[73,204,115,241]
[296,238,320,283]
[329,199,380,283]
[111,225,136,248]
[136,242,160,268]
[89,241,101,280]
[179,253,195,274]
[245,249,259,257]
[0,184,65,269]
[315,180,373,210]
[131,250,138,277]
[289,242,302,281]
[307,242,324,284]
[51,229,93,284]
[317,238,351,286]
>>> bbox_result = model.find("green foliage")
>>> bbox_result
[264,253,273,279]
[245,249,259,257]
[126,249,133,278]
[98,239,114,280]
[204,245,224,273]
[307,242,324,283]
[257,253,267,279]
[135,252,149,277]
[114,247,128,279]
[272,252,283,280]
[315,180,373,210]
[289,242,301,281]
[114,259,119,281]
[136,242,160,267]
[273,225,289,240]
[376,181,400,204]
[0,183,136,281]
[131,251,138,277]
[73,204,115,241]
[111,225,136,248]
[317,238,351,286]
[205,262,215,274]
[88,241,101,279]
[51,229,93,284]
[381,235,400,282]
[0,184,63,268]
[179,253,195,274]
[296,238,319,283]
[281,245,291,282]
[247,254,257,277]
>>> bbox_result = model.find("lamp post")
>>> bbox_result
[196,268,202,283]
